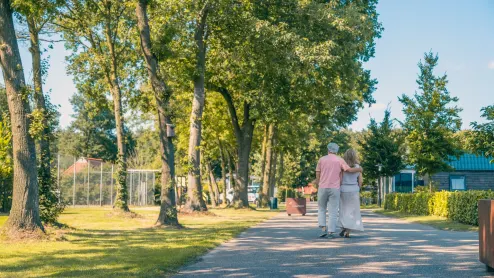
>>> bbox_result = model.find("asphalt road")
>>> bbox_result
[176,203,491,277]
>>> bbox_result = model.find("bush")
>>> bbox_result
[384,190,494,226]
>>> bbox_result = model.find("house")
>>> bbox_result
[427,154,494,191]
[387,153,494,194]
[63,158,103,176]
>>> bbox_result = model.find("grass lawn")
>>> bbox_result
[0,206,280,278]
[374,209,478,232]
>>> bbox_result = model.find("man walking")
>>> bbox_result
[315,143,362,238]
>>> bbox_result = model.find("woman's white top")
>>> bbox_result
[340,164,360,193]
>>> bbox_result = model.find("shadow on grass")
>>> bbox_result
[0,209,275,277]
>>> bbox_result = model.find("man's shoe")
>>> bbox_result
[327,233,337,239]
[319,232,328,238]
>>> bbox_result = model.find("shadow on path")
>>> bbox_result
[176,203,490,277]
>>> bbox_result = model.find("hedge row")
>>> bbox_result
[384,190,494,226]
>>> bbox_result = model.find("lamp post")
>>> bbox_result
[377,164,383,207]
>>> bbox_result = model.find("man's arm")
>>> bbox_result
[314,171,320,188]
[340,159,363,173]
[346,167,363,173]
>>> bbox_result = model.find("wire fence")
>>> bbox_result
[56,154,160,207]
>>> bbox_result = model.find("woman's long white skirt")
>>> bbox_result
[338,192,364,231]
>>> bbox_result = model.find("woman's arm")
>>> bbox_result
[358,172,363,187]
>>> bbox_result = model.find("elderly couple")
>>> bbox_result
[314,142,364,238]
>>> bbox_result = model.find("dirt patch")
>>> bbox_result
[0,227,47,242]
[106,210,142,219]
[178,210,217,217]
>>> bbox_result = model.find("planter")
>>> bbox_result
[479,199,494,272]
[286,198,306,216]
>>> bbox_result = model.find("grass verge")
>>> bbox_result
[373,209,478,232]
[0,206,279,277]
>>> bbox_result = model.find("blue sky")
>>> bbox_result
[14,0,494,130]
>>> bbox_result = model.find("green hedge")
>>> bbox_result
[384,190,494,226]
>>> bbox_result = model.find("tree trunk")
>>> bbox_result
[278,149,284,194]
[104,19,128,212]
[269,148,278,198]
[261,124,276,206]
[184,6,209,212]
[209,161,220,205]
[218,140,228,206]
[0,0,43,233]
[27,17,59,224]
[226,148,235,193]
[235,108,254,208]
[135,0,178,226]
[218,87,254,208]
[259,125,268,205]
[205,162,218,207]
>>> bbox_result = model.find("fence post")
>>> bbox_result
[100,161,103,206]
[152,172,156,205]
[110,164,114,206]
[138,172,141,205]
[87,158,90,206]
[145,172,148,206]
[73,157,76,207]
[130,171,133,206]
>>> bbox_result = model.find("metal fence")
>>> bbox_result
[56,154,159,207]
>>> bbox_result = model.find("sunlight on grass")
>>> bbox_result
[0,206,279,278]
[374,209,478,232]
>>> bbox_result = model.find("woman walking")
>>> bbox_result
[338,149,364,237]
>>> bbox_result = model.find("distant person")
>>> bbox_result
[315,143,362,238]
[338,149,364,238]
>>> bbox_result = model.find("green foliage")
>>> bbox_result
[470,105,494,162]
[385,190,494,226]
[0,118,13,212]
[359,109,404,181]
[399,52,462,181]
[58,91,135,162]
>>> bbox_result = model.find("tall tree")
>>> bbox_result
[14,0,64,224]
[0,0,43,234]
[57,0,138,211]
[470,105,494,161]
[399,52,462,191]
[135,0,178,225]
[209,0,382,207]
[184,1,210,212]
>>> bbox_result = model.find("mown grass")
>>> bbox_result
[0,206,280,278]
[374,209,478,232]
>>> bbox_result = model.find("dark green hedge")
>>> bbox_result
[384,190,494,226]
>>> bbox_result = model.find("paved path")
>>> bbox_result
[176,203,490,277]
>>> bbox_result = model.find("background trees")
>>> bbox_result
[469,106,494,162]
[0,0,389,232]
[57,0,139,212]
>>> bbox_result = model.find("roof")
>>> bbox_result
[447,154,494,171]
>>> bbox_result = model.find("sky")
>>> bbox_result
[12,0,494,130]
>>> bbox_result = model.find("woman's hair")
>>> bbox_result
[343,149,360,168]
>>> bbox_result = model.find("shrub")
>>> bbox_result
[384,190,494,226]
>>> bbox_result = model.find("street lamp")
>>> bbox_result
[377,164,383,207]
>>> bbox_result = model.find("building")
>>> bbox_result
[386,154,494,194]
[427,154,494,191]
